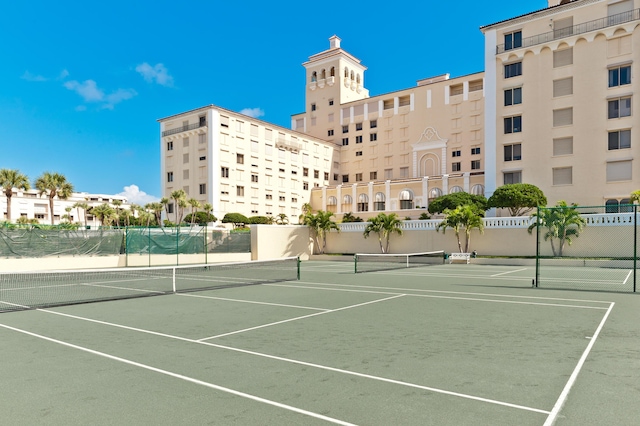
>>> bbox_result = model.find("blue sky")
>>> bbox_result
[0,0,546,205]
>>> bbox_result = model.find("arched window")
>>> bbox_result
[342,194,353,208]
[357,194,369,212]
[320,69,326,80]
[327,196,337,213]
[374,192,386,211]
[605,199,619,213]
[330,67,335,77]
[620,198,633,212]
[399,190,414,210]
[356,74,361,84]
[311,71,317,82]
[449,186,463,194]
[350,71,355,80]
[429,188,443,199]
[471,184,485,196]
[344,67,349,78]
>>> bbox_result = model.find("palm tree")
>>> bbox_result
[160,197,170,222]
[34,172,74,225]
[303,210,339,254]
[112,199,122,227]
[528,201,586,256]
[0,169,30,222]
[73,202,90,228]
[631,190,640,204]
[275,213,289,225]
[299,202,312,223]
[436,205,484,253]
[149,202,164,227]
[363,213,404,254]
[170,190,187,224]
[89,203,115,227]
[187,198,201,226]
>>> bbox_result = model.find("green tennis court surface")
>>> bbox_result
[1,260,639,425]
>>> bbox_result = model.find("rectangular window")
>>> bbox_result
[199,156,206,161]
[553,48,573,68]
[342,138,349,146]
[553,137,573,156]
[452,162,461,172]
[221,167,229,178]
[504,62,522,78]
[504,30,522,51]
[504,144,522,161]
[329,99,334,106]
[607,160,632,182]
[452,150,461,157]
[504,116,522,133]
[471,160,481,170]
[553,167,572,185]
[303,182,309,190]
[333,174,339,181]
[609,65,631,87]
[279,196,286,202]
[370,133,377,141]
[237,186,244,197]
[266,194,273,200]
[608,97,632,119]
[370,171,378,180]
[183,137,189,147]
[183,153,189,164]
[342,125,349,133]
[324,172,329,180]
[553,108,573,127]
[355,151,363,156]
[355,173,363,182]
[342,175,349,183]
[370,120,377,128]
[356,123,363,131]
[183,170,189,179]
[311,103,316,111]
[504,171,522,185]
[303,168,309,177]
[471,147,481,155]
[608,130,631,150]
[237,154,244,164]
[356,135,363,143]
[313,170,319,179]
[167,203,174,214]
[199,133,206,144]
[251,174,259,183]
[328,129,334,136]
[553,78,573,97]
[167,172,174,182]
[167,141,173,151]
[384,169,393,179]
[399,167,409,178]
[199,184,206,195]
[504,87,522,106]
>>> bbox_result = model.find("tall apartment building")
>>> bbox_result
[293,37,486,216]
[482,0,639,211]
[161,0,639,221]
[158,106,338,222]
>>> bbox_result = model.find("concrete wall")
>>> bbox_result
[251,224,313,260]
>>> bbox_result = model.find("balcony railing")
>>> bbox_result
[162,121,207,137]
[496,8,640,54]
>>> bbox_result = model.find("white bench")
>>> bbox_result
[449,253,471,264]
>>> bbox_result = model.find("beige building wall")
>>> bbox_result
[482,0,640,209]
[159,106,338,224]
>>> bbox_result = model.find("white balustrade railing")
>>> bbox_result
[337,212,637,232]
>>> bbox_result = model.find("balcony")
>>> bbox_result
[496,8,640,54]
[162,121,207,137]
[276,138,302,152]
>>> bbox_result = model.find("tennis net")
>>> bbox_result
[354,251,445,273]
[0,257,300,313]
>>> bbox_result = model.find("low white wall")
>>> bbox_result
[251,225,312,260]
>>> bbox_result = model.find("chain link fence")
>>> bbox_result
[534,204,638,292]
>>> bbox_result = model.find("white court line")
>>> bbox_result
[177,293,329,311]
[32,309,550,415]
[197,294,405,341]
[622,270,633,285]
[269,283,607,310]
[491,268,528,277]
[543,302,615,426]
[0,322,357,426]
[290,281,614,304]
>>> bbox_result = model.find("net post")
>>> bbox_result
[634,204,637,293]
[125,227,129,267]
[354,254,357,273]
[535,205,540,288]
[172,267,177,293]
[297,257,300,280]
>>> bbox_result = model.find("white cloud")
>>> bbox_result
[58,69,70,80]
[239,107,265,118]
[64,79,136,109]
[21,71,47,82]
[135,62,174,87]
[64,79,104,102]
[118,185,159,205]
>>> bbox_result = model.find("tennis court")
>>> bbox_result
[1,259,639,425]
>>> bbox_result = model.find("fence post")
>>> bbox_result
[125,227,129,267]
[535,206,540,288]
[204,223,208,265]
[634,204,637,293]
